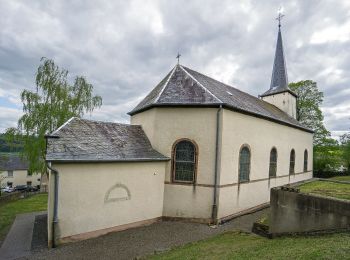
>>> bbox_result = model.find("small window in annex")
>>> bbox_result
[239,146,251,182]
[7,170,13,178]
[27,181,32,186]
[304,149,308,172]
[289,149,295,174]
[173,140,197,183]
[269,148,277,177]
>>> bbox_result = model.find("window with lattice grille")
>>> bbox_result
[269,148,277,177]
[304,149,308,172]
[173,140,196,183]
[239,146,250,182]
[289,149,295,174]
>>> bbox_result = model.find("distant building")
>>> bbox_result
[0,155,41,188]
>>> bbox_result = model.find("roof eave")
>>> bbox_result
[260,89,298,98]
[128,103,313,133]
[128,102,223,116]
[46,158,170,163]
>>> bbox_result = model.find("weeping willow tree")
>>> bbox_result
[6,58,102,174]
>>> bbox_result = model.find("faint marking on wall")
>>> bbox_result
[104,183,131,203]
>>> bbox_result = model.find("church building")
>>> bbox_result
[46,22,313,247]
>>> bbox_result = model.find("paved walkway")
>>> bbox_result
[26,208,269,260]
[0,211,46,260]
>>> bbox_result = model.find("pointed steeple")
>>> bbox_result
[260,13,297,119]
[270,26,288,90]
[261,15,296,98]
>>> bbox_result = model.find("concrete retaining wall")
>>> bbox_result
[270,187,350,234]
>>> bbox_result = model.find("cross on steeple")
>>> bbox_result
[276,8,284,28]
[176,53,181,64]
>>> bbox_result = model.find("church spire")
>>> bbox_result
[260,12,297,119]
[270,14,288,91]
[261,11,296,98]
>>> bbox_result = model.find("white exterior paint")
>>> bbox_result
[47,161,166,245]
[132,107,218,220]
[0,170,41,188]
[262,92,297,119]
[217,109,313,218]
[132,107,313,220]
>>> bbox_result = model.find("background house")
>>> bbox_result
[0,154,41,189]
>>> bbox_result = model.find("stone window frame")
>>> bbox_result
[304,149,308,172]
[171,138,199,184]
[289,149,296,174]
[238,144,251,183]
[269,147,278,178]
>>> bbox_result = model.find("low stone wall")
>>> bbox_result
[0,192,22,205]
[0,191,44,206]
[269,186,350,234]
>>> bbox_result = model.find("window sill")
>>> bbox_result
[165,181,195,186]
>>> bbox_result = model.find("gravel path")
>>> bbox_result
[26,208,269,260]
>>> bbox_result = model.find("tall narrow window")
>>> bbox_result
[304,149,308,172]
[173,140,197,183]
[239,146,251,182]
[289,149,295,174]
[269,148,277,177]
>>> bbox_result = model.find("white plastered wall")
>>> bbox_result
[217,109,313,219]
[131,107,218,219]
[132,107,313,221]
[48,161,166,241]
[262,92,297,119]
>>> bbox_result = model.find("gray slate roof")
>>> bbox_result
[0,154,28,171]
[46,117,169,162]
[129,64,312,133]
[261,27,296,98]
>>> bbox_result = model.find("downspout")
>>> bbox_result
[47,162,59,248]
[45,134,60,248]
[212,105,222,224]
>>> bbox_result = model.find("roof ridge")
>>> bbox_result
[154,65,177,103]
[183,65,267,104]
[79,118,134,127]
[51,117,77,135]
[179,65,223,103]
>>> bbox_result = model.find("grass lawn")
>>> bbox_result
[329,175,350,182]
[298,180,350,200]
[149,231,350,259]
[0,193,47,244]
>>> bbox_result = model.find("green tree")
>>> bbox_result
[340,132,350,171]
[6,58,102,174]
[289,80,330,146]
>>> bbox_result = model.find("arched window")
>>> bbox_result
[172,140,197,183]
[304,149,308,172]
[289,149,295,174]
[239,146,251,182]
[269,148,277,177]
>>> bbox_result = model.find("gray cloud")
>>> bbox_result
[0,0,349,135]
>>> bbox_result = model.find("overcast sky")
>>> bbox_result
[0,0,349,138]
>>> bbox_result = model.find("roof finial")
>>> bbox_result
[276,7,284,28]
[176,52,181,64]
